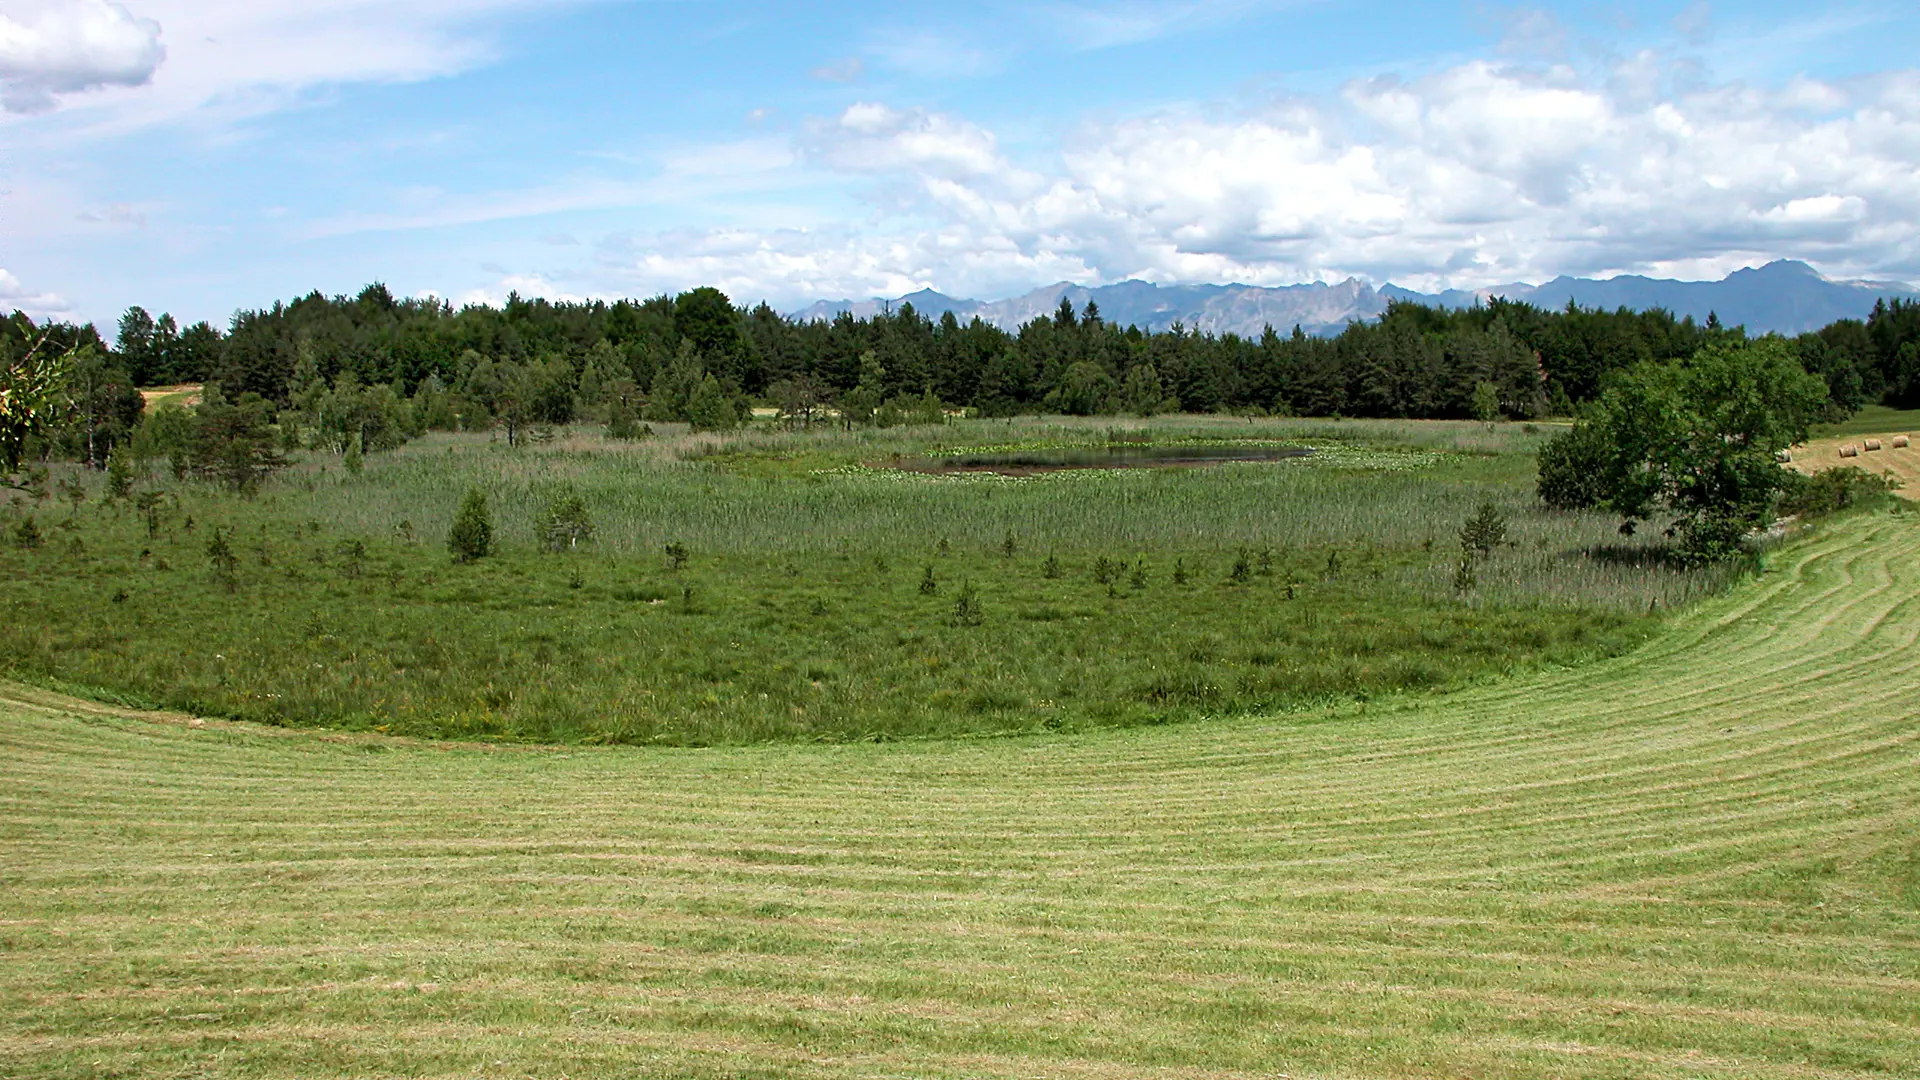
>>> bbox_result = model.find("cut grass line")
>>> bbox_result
[2,512,1917,1077]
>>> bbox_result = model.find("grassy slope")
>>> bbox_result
[1811,404,1920,440]
[2,512,1917,1079]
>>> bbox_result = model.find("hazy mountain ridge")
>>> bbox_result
[793,261,1920,338]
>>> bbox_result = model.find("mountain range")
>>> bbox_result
[791,260,1919,338]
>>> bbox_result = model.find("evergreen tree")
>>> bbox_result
[448,488,493,563]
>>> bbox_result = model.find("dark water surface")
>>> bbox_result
[891,444,1314,476]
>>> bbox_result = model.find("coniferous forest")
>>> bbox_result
[7,282,1920,467]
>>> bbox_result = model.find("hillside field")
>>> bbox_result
[2,512,1916,1078]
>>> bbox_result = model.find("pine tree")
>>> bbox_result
[448,488,493,563]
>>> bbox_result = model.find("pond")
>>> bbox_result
[890,443,1315,476]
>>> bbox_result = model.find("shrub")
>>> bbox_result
[951,580,982,626]
[104,443,134,501]
[919,564,938,595]
[1041,553,1061,579]
[1536,423,1608,510]
[664,541,689,570]
[605,401,651,440]
[14,515,41,549]
[447,488,493,563]
[538,489,595,552]
[1229,547,1252,583]
[206,528,238,591]
[1460,501,1509,560]
[687,375,739,432]
[335,539,367,580]
[1777,466,1899,520]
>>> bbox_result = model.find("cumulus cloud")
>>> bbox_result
[0,0,164,113]
[595,55,1920,304]
[2,1,566,130]
[0,268,74,318]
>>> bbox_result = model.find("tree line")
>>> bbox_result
[6,283,1920,471]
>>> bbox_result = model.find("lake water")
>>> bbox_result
[892,444,1314,476]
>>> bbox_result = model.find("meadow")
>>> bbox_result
[2,512,1915,1078]
[0,417,1744,744]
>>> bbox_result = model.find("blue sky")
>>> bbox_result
[3,0,1918,328]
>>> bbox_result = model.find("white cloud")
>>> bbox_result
[806,103,1016,182]
[0,0,163,113]
[585,55,1920,303]
[455,272,587,309]
[2,0,567,131]
[0,267,75,318]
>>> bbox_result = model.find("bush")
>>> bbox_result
[1777,466,1900,520]
[687,374,739,432]
[447,488,493,563]
[538,489,594,552]
[1536,424,1607,510]
[1459,501,1509,560]
[951,580,982,626]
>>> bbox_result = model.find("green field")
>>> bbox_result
[1811,404,1920,439]
[2,511,1915,1078]
[0,416,1741,744]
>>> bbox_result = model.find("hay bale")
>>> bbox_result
[1840,445,1860,458]
[1775,450,1792,463]
[1865,438,1883,451]
[1895,435,1910,449]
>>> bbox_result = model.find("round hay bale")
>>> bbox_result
[1840,445,1860,458]
[1865,438,1883,451]
[1895,435,1911,449]
[1775,450,1792,463]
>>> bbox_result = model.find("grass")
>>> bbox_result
[2,511,1915,1078]
[1811,404,1920,439]
[0,417,1737,744]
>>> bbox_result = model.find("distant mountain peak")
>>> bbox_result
[791,263,1918,338]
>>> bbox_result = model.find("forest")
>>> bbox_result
[7,282,1920,469]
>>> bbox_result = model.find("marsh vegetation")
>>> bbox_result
[1,415,1749,745]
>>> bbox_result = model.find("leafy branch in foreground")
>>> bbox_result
[1,329,80,487]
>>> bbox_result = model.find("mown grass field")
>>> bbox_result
[0,417,1741,744]
[3,512,1916,1078]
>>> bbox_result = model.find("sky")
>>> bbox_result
[2,0,1919,329]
